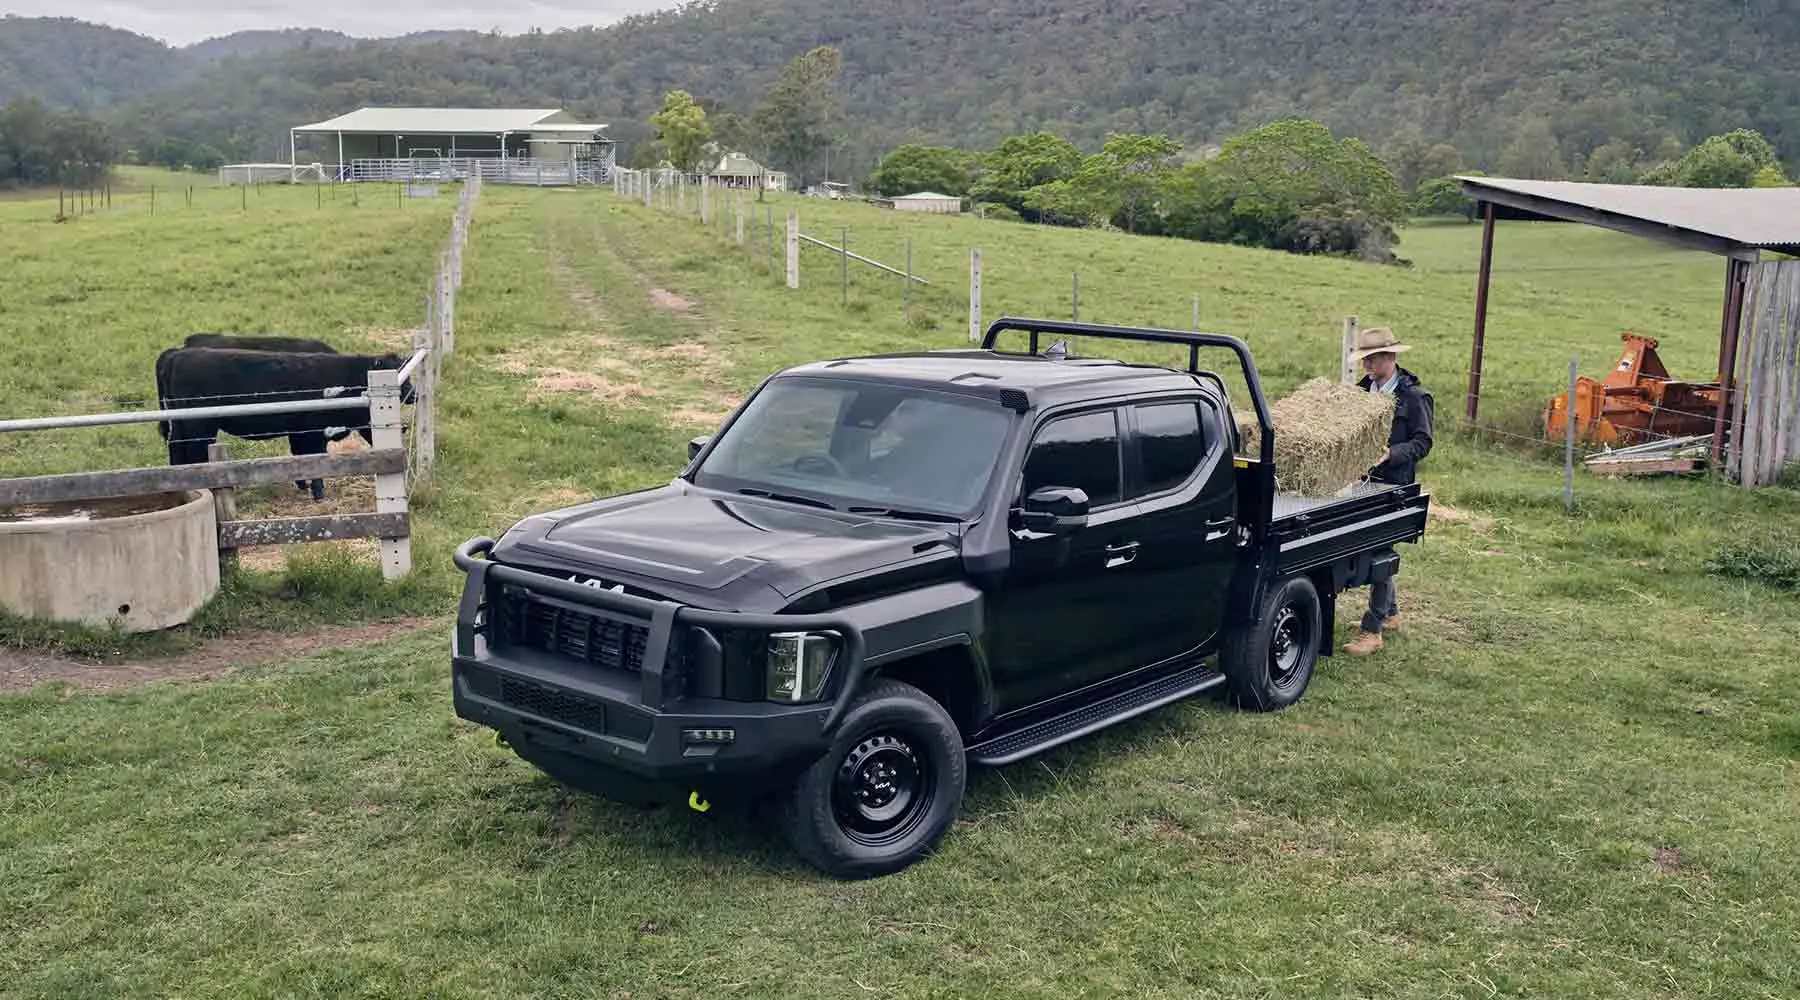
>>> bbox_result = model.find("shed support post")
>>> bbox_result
[367,369,410,580]
[1712,256,1749,472]
[1466,201,1497,422]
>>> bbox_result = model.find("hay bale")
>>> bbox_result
[1235,379,1395,496]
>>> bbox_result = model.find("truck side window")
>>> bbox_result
[1134,401,1208,497]
[1022,410,1121,507]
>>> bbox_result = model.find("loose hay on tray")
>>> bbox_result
[1235,378,1395,497]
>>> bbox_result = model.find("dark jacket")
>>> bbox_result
[1357,367,1434,485]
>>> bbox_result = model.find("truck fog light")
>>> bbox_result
[765,631,838,703]
[682,728,736,745]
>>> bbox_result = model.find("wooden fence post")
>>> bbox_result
[786,211,800,289]
[366,369,410,579]
[1341,316,1360,384]
[439,257,455,357]
[412,328,437,482]
[969,249,983,343]
[736,198,746,244]
[207,443,238,572]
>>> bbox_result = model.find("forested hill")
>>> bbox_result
[0,18,478,112]
[7,1,1800,175]
[0,17,182,111]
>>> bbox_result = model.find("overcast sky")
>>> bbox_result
[1,1,676,45]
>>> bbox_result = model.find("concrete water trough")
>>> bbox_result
[0,491,219,632]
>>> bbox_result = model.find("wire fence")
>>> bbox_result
[38,172,468,223]
[605,176,1800,512]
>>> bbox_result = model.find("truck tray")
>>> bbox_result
[1267,481,1429,576]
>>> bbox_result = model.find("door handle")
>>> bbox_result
[1205,516,1236,542]
[1105,541,1139,568]
[1205,517,1234,528]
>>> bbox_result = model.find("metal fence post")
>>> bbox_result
[1565,357,1578,513]
[969,249,983,343]
[367,368,411,580]
[786,211,800,289]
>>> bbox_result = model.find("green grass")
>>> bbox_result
[4,186,1800,997]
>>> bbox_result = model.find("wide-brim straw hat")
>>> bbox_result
[1348,326,1414,364]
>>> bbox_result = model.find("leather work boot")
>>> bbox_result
[1343,630,1384,656]
[1382,614,1402,633]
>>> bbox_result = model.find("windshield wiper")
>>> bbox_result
[847,506,964,524]
[733,487,837,510]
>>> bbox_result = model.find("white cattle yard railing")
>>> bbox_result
[0,175,481,583]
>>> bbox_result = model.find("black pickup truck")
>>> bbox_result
[450,319,1430,878]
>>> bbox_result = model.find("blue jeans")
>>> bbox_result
[1359,551,1398,633]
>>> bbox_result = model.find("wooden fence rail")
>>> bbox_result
[0,171,481,607]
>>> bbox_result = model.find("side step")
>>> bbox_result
[965,665,1226,766]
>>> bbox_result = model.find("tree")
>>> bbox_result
[0,96,113,187]
[1209,119,1405,227]
[1641,128,1788,188]
[649,90,711,174]
[749,45,844,188]
[867,143,975,197]
[1753,164,1790,188]
[969,132,1084,221]
[1497,119,1566,179]
[1582,138,1642,183]
[1074,132,1181,233]
[1413,175,1479,220]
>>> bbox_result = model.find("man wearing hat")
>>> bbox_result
[1344,326,1433,656]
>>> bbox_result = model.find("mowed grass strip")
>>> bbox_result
[2,185,1798,997]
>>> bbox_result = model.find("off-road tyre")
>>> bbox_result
[780,679,965,879]
[1220,575,1322,712]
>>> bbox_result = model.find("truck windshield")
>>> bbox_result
[692,377,1013,517]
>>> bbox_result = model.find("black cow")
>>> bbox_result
[155,347,413,501]
[175,334,342,494]
[184,333,341,354]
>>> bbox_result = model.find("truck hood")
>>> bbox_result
[493,483,960,604]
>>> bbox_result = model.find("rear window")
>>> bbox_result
[1134,402,1207,497]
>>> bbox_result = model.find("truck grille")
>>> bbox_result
[499,677,607,735]
[508,597,649,673]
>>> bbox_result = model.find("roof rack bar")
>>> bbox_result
[981,316,1274,468]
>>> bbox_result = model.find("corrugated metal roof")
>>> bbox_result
[1459,176,1800,252]
[294,107,604,134]
[894,191,961,200]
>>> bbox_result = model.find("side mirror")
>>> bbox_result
[688,435,711,462]
[1018,485,1089,533]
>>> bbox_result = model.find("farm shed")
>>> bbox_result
[290,107,616,184]
[1458,176,1800,484]
[892,191,965,214]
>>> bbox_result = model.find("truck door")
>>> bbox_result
[1118,397,1237,664]
[988,406,1146,712]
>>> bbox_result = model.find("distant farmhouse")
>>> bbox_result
[277,107,616,185]
[707,151,788,191]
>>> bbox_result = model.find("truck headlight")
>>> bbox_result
[765,631,839,703]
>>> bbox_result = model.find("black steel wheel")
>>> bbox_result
[781,679,965,879]
[1220,575,1322,712]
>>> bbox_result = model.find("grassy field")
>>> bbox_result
[3,184,1798,998]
